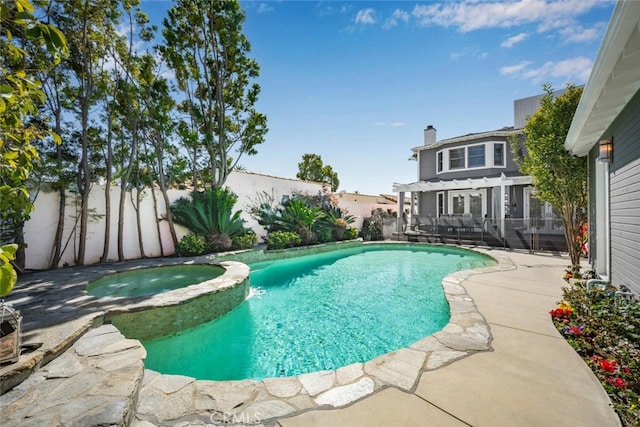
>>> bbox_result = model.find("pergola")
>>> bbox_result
[392,173,534,236]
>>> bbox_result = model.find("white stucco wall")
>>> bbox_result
[23,172,371,270]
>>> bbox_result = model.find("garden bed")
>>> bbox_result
[550,281,639,426]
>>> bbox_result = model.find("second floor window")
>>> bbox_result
[468,145,485,168]
[449,148,465,170]
[494,143,505,167]
[436,141,507,174]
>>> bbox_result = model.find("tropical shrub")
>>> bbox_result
[171,188,249,253]
[245,191,281,233]
[266,231,301,250]
[176,234,207,256]
[316,207,356,241]
[550,282,639,426]
[359,208,393,241]
[343,227,358,240]
[276,199,321,245]
[232,230,258,250]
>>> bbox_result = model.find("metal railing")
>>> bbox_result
[401,216,567,253]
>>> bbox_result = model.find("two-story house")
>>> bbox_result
[393,94,567,251]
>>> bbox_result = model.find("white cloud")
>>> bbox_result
[501,32,528,48]
[501,57,592,83]
[391,122,407,127]
[383,9,410,30]
[355,8,376,25]
[257,3,274,14]
[559,22,607,43]
[500,61,532,76]
[411,0,601,33]
[450,47,489,61]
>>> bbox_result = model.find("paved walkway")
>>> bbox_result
[0,248,621,426]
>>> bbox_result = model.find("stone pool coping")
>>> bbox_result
[0,257,249,393]
[134,245,516,425]
[1,243,515,425]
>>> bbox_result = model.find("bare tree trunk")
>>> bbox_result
[49,98,66,269]
[150,185,164,257]
[76,4,93,266]
[130,188,146,258]
[100,96,115,263]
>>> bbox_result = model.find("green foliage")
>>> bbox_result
[342,227,359,240]
[171,188,249,253]
[315,228,334,244]
[245,191,280,233]
[176,234,207,257]
[511,83,587,265]
[276,199,321,245]
[160,0,267,189]
[316,206,356,241]
[0,244,18,297]
[266,231,301,250]
[551,283,639,426]
[0,0,68,238]
[359,208,392,241]
[296,153,340,192]
[231,230,257,250]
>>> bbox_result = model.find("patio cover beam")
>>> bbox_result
[392,174,533,193]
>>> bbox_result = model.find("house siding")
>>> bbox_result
[608,89,640,295]
[418,136,521,181]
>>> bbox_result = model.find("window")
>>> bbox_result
[467,145,485,168]
[494,143,505,167]
[436,141,505,174]
[452,195,465,214]
[449,148,465,170]
[448,189,487,217]
[437,192,445,216]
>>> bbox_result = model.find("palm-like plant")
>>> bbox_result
[316,207,356,241]
[171,188,247,252]
[276,199,321,245]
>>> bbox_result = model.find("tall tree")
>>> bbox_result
[296,153,340,192]
[0,0,67,271]
[160,0,267,189]
[137,52,183,252]
[59,0,121,265]
[510,83,587,266]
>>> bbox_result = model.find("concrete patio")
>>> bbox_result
[0,248,621,426]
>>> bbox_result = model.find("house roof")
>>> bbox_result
[411,127,517,152]
[565,0,640,156]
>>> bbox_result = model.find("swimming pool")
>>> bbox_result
[142,244,494,380]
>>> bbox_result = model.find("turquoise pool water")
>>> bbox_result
[142,244,493,380]
[87,264,225,298]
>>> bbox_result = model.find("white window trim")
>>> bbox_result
[436,191,445,217]
[447,189,487,217]
[492,142,507,168]
[436,141,507,175]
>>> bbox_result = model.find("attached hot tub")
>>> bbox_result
[92,261,250,341]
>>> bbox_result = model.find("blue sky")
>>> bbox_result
[143,0,615,195]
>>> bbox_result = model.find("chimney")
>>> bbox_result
[424,125,436,146]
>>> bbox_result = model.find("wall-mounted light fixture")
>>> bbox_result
[598,137,613,163]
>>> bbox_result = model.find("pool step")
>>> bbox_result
[0,325,145,425]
